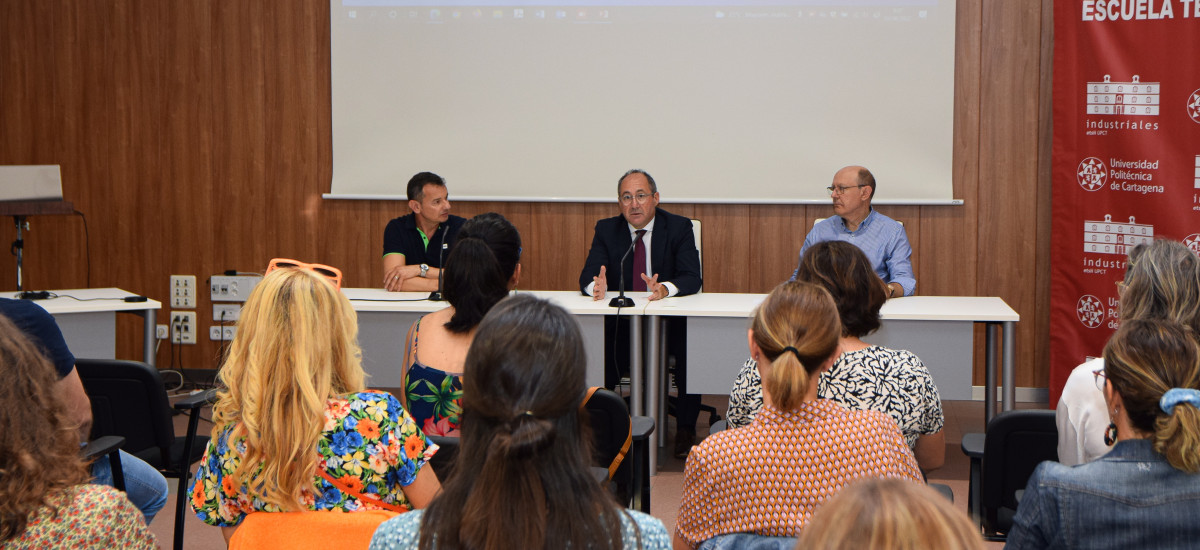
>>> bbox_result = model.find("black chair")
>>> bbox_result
[75,358,215,550]
[961,409,1058,541]
[82,435,127,491]
[584,387,654,513]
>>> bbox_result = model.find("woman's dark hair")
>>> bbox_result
[1104,318,1200,472]
[419,294,630,550]
[0,314,90,541]
[794,240,887,337]
[442,212,522,334]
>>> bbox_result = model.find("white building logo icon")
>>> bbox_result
[1077,157,1107,191]
[1086,75,1160,116]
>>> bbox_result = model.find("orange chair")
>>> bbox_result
[228,509,401,550]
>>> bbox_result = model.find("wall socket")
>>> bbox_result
[212,303,241,322]
[170,275,197,309]
[170,312,197,344]
[209,325,236,341]
[156,324,169,340]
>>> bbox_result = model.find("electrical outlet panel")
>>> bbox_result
[170,275,197,309]
[213,303,241,322]
[156,324,169,340]
[170,311,197,344]
[209,325,237,341]
[211,275,263,302]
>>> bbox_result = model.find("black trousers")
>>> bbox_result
[603,315,701,432]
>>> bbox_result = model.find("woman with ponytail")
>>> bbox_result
[401,212,521,436]
[674,281,921,549]
[1008,319,1200,549]
[371,294,671,549]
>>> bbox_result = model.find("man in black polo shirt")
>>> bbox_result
[382,172,467,292]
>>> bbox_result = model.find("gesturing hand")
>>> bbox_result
[592,265,608,301]
[642,273,667,301]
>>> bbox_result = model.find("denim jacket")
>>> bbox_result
[1006,439,1200,550]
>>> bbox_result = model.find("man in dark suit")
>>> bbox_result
[578,169,703,458]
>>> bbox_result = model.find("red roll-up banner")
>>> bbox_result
[1050,1,1200,405]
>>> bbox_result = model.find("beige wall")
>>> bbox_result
[0,0,1054,388]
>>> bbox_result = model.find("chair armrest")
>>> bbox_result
[632,416,655,440]
[961,433,985,460]
[174,388,218,410]
[82,435,126,461]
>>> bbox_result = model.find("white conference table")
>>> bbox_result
[345,288,637,392]
[1,288,161,366]
[644,294,1020,438]
[348,289,1018,474]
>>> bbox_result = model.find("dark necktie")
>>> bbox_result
[632,230,647,291]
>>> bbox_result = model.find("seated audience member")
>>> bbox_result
[1008,319,1200,549]
[675,281,921,549]
[190,261,441,544]
[794,165,914,298]
[796,478,984,550]
[727,241,945,472]
[401,212,521,436]
[1057,240,1200,465]
[0,297,168,524]
[371,294,670,550]
[0,315,156,549]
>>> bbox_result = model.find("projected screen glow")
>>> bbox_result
[329,1,956,203]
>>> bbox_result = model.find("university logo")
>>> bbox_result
[1077,158,1107,191]
[1185,234,1200,257]
[1189,89,1200,124]
[1076,295,1105,328]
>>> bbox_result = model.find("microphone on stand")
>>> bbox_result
[608,232,643,308]
[428,230,450,301]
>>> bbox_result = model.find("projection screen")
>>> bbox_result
[328,1,958,204]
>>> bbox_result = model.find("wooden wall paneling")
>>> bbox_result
[977,0,1043,388]
[1033,0,1056,387]
[748,204,808,292]
[693,204,750,293]
[0,0,1063,387]
[524,202,588,292]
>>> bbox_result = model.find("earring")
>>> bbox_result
[1104,422,1118,446]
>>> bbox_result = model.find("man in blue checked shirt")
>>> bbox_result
[792,165,916,298]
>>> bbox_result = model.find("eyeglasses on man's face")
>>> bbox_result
[619,192,654,205]
[826,184,866,196]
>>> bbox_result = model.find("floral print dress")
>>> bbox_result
[403,318,463,437]
[189,390,437,526]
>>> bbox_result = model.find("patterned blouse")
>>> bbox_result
[190,390,437,526]
[369,508,672,549]
[4,484,156,549]
[404,318,463,437]
[675,400,922,547]
[726,346,944,449]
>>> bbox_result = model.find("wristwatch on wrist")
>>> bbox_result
[419,264,430,278]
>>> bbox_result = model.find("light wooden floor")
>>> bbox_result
[152,396,1037,549]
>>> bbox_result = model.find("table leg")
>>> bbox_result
[985,323,997,425]
[1002,320,1016,412]
[645,316,661,475]
[140,309,157,367]
[631,315,643,417]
